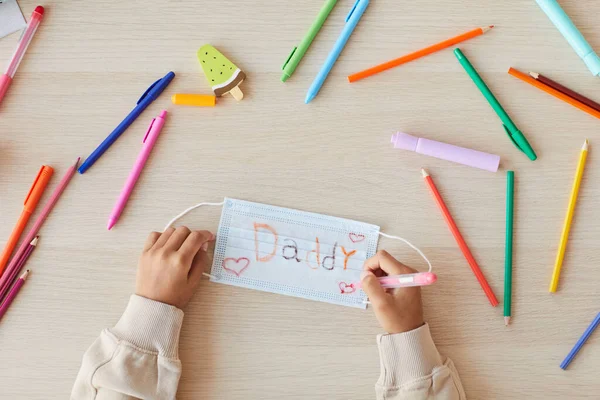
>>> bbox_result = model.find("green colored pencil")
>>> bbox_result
[504,171,514,326]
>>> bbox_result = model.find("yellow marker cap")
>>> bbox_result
[171,93,216,107]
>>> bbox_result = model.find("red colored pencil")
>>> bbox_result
[421,169,498,307]
[0,270,30,321]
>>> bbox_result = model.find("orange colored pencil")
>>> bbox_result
[348,26,494,82]
[421,169,499,307]
[508,67,600,120]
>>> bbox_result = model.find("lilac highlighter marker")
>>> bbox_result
[391,132,500,172]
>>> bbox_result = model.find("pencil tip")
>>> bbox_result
[482,25,494,33]
[529,71,539,79]
[21,270,31,280]
[73,157,81,167]
[31,237,39,246]
[583,139,589,150]
[504,316,510,326]
[421,168,429,178]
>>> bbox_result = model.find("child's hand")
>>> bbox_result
[136,227,214,309]
[360,250,424,334]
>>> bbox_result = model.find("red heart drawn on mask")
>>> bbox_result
[338,282,356,294]
[349,233,365,243]
[222,257,250,277]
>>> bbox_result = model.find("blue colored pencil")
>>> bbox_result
[560,312,600,369]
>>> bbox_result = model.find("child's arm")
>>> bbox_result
[361,251,467,400]
[71,227,214,400]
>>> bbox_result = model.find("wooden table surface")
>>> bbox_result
[1,1,600,398]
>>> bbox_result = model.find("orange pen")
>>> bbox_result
[0,165,53,275]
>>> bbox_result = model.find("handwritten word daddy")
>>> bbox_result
[253,223,361,271]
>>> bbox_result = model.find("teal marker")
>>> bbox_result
[281,0,338,82]
[536,0,600,76]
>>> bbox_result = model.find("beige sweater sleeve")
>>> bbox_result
[71,295,184,400]
[375,324,466,400]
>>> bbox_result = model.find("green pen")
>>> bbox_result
[504,171,514,326]
[454,48,537,161]
[281,0,338,82]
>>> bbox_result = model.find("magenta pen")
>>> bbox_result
[391,132,500,172]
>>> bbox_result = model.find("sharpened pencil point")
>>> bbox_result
[583,139,589,151]
[421,168,429,178]
[73,157,81,167]
[30,237,39,246]
[482,25,494,33]
[504,316,510,326]
[107,219,116,231]
[529,71,540,79]
[21,270,30,280]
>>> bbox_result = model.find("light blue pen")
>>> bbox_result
[305,0,369,103]
[536,0,600,76]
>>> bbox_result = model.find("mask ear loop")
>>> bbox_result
[361,232,434,305]
[164,201,225,280]
[378,232,433,273]
[163,201,225,231]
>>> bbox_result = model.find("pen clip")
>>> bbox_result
[346,0,360,22]
[282,47,297,70]
[143,118,156,143]
[23,166,45,206]
[502,124,523,152]
[137,78,161,105]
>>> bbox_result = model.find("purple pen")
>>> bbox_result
[391,132,500,172]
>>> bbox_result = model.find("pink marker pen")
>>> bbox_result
[352,272,437,290]
[0,6,45,106]
[107,110,168,230]
[391,131,500,172]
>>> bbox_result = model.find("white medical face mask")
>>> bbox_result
[164,198,432,309]
[211,198,379,308]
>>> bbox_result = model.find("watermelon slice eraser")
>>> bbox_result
[197,45,246,101]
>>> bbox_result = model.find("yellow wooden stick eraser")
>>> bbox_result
[171,94,216,107]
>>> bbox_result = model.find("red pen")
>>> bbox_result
[0,6,45,106]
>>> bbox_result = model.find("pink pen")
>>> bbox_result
[107,110,168,230]
[0,6,45,106]
[352,272,437,290]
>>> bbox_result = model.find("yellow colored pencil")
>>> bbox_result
[550,139,589,293]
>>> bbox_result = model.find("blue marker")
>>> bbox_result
[78,71,175,174]
[560,312,600,370]
[305,0,369,104]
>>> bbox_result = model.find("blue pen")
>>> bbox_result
[560,312,600,370]
[78,71,175,174]
[305,0,369,104]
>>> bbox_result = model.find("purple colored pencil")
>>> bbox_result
[560,312,600,369]
[0,237,37,304]
[0,270,30,320]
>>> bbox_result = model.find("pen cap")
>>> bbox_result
[391,132,419,151]
[583,52,600,76]
[23,165,54,213]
